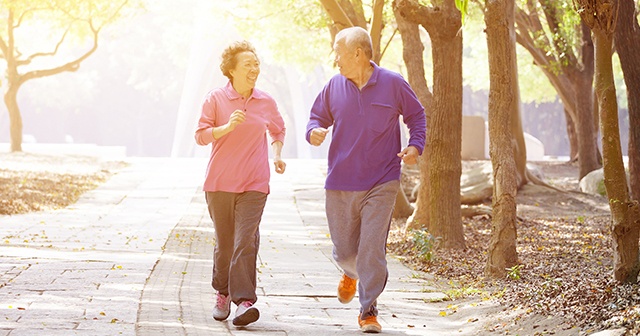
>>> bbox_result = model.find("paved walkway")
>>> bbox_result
[0,158,497,336]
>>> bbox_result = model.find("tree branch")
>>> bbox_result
[15,7,52,29]
[379,28,398,61]
[18,26,72,66]
[19,24,100,86]
[517,4,553,58]
[370,0,385,63]
[18,0,130,83]
[394,0,460,39]
[515,28,578,118]
[393,0,439,29]
[319,0,354,31]
[539,0,578,67]
[344,0,367,28]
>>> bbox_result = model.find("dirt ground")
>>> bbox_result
[389,160,637,336]
[0,152,126,215]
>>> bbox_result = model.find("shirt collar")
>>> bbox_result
[223,81,267,100]
[368,60,380,87]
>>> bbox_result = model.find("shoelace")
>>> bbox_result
[216,294,228,309]
[343,277,356,290]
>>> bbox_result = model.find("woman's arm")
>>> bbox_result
[272,140,285,174]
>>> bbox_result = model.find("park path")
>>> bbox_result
[0,158,498,336]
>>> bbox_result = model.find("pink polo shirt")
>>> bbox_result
[195,82,286,194]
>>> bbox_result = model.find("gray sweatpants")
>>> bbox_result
[325,180,399,318]
[205,191,267,305]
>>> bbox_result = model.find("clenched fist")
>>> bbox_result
[309,127,329,146]
[227,109,246,131]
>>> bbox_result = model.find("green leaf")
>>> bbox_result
[455,0,469,24]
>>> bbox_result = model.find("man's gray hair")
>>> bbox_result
[335,26,373,59]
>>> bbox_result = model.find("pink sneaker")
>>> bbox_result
[212,292,231,321]
[232,301,259,326]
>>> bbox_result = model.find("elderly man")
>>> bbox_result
[306,26,426,333]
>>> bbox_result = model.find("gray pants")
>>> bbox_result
[325,180,399,318]
[205,191,267,305]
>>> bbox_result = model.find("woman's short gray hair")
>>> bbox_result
[220,40,257,80]
[335,27,373,59]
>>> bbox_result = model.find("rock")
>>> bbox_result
[579,169,607,196]
[579,168,631,197]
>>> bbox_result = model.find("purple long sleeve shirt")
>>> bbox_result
[306,62,426,191]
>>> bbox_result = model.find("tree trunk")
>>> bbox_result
[394,0,465,249]
[4,87,23,152]
[615,0,640,202]
[393,187,414,219]
[593,28,640,283]
[428,11,465,249]
[575,0,640,284]
[593,89,603,165]
[565,108,579,161]
[3,10,22,152]
[573,22,601,179]
[484,0,519,278]
[575,73,600,179]
[510,67,527,188]
[393,4,434,231]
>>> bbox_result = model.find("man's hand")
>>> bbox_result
[309,127,329,146]
[397,146,419,165]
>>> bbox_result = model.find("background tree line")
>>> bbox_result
[1,0,638,282]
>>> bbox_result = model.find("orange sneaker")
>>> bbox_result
[358,315,382,333]
[337,274,357,304]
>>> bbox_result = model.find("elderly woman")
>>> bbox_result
[195,40,286,327]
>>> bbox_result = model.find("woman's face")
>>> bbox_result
[229,51,260,90]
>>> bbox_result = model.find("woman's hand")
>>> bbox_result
[227,109,246,131]
[273,157,286,174]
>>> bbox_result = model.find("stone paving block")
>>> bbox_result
[9,318,79,330]
[73,319,136,335]
[0,308,23,322]
[18,304,86,322]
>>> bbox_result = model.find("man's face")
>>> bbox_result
[333,40,357,79]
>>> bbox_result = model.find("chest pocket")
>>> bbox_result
[368,102,397,133]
